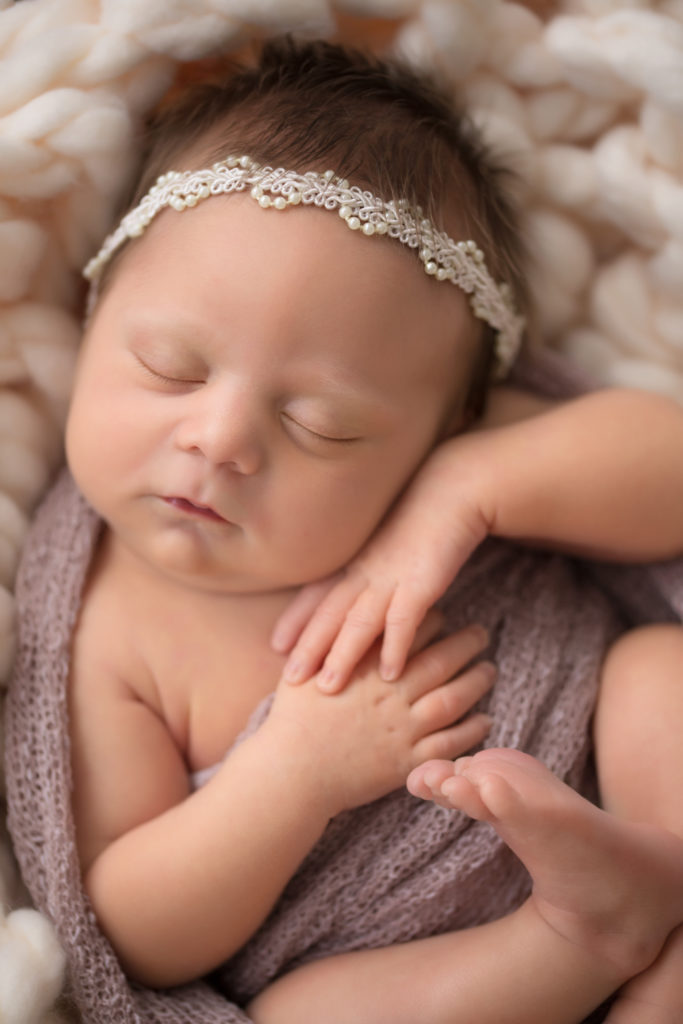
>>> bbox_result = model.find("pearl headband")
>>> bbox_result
[84,154,525,377]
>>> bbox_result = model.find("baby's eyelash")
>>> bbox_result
[135,356,202,386]
[281,412,357,445]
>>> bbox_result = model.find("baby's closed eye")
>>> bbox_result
[280,410,360,446]
[133,352,207,388]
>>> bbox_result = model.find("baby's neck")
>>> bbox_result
[87,527,302,771]
[98,525,302,624]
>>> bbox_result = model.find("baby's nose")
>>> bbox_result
[175,384,264,474]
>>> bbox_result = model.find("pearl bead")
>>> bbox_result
[347,216,361,230]
[273,196,287,210]
[425,260,437,275]
[258,195,272,208]
[198,185,210,199]
[375,221,389,235]
[362,222,375,236]
[251,185,263,199]
[185,194,198,207]
[288,192,302,205]
[339,205,352,220]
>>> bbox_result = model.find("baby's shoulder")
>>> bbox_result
[70,529,161,717]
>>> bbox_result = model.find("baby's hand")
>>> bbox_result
[272,438,490,693]
[263,615,494,816]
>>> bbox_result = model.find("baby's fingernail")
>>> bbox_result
[380,663,398,681]
[284,660,304,683]
[318,668,339,692]
[480,662,497,682]
[423,767,442,789]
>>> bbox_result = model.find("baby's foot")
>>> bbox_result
[408,749,683,980]
[605,924,683,1024]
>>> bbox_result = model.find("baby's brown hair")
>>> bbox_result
[105,37,529,419]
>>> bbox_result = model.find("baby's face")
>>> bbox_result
[66,193,472,594]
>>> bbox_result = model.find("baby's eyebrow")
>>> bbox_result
[124,315,214,348]
[124,315,395,414]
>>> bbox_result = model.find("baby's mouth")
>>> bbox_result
[163,496,227,523]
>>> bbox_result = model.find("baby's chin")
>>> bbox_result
[99,523,341,600]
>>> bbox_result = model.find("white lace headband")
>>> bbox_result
[84,154,525,377]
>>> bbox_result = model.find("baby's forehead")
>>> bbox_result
[88,151,515,356]
[119,190,466,329]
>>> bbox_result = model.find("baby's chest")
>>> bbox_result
[145,612,286,774]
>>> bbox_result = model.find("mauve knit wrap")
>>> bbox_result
[6,356,683,1023]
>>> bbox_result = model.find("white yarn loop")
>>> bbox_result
[548,11,683,113]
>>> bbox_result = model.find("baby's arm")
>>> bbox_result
[275,387,683,691]
[464,386,683,561]
[70,618,493,988]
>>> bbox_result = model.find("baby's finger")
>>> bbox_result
[405,607,446,656]
[271,575,341,654]
[411,661,496,735]
[318,604,444,695]
[317,586,394,693]
[282,576,367,684]
[412,714,492,772]
[379,587,434,681]
[401,625,490,703]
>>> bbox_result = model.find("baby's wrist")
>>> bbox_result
[424,437,494,543]
[249,719,339,823]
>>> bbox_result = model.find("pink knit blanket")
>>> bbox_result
[6,357,683,1023]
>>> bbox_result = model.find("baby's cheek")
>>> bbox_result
[279,494,378,580]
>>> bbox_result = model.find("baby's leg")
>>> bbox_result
[408,747,683,1020]
[253,749,683,1024]
[593,624,683,1023]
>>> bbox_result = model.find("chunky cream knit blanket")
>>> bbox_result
[1,2,682,1021]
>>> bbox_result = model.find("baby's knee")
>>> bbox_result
[601,624,683,698]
